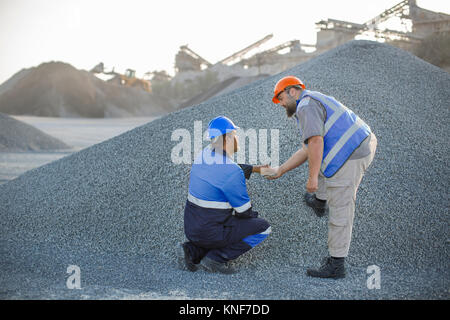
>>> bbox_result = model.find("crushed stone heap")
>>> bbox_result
[0,41,449,299]
[0,112,69,151]
[0,61,173,118]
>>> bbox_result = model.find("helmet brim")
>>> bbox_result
[209,127,239,140]
[272,95,280,104]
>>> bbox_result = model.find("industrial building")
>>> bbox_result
[171,0,449,84]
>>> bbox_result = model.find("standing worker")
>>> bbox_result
[267,76,377,279]
[178,116,271,274]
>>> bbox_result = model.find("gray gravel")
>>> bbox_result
[0,40,449,299]
[0,113,69,151]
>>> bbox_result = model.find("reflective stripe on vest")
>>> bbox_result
[299,90,371,178]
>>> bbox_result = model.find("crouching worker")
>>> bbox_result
[177,116,271,274]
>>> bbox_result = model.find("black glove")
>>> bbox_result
[238,164,253,180]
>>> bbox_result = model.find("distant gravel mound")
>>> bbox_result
[0,113,69,151]
[0,41,449,299]
[0,62,173,118]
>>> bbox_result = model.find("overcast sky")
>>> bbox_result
[0,0,449,84]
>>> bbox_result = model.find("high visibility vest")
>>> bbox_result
[298,90,371,178]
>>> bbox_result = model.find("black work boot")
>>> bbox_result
[200,256,236,275]
[306,257,346,279]
[304,193,328,217]
[177,242,198,272]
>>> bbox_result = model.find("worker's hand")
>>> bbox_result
[252,164,269,173]
[263,166,282,180]
[306,175,319,193]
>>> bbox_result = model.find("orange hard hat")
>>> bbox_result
[272,75,305,104]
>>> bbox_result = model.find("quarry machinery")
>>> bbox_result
[214,34,273,66]
[175,45,213,73]
[90,63,152,93]
[315,0,449,51]
[174,34,274,73]
[239,39,316,67]
[118,69,152,93]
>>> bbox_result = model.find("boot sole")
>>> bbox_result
[177,244,198,272]
[199,260,215,273]
[200,259,236,275]
[312,207,327,217]
[305,205,328,217]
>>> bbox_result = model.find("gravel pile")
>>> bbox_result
[0,40,449,299]
[0,113,69,151]
[0,62,174,118]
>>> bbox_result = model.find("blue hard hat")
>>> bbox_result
[208,116,240,140]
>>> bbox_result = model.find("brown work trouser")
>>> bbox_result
[315,133,377,257]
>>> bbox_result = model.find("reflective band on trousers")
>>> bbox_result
[242,226,272,248]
